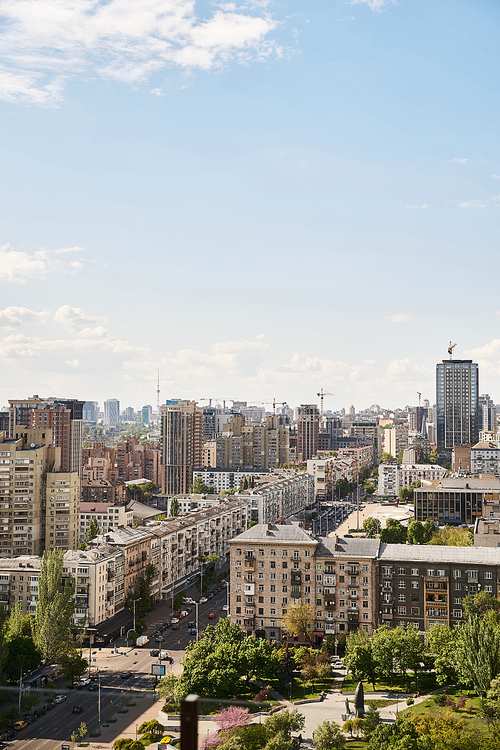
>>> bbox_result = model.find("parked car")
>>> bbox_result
[72,705,83,714]
[33,709,44,718]
[2,730,15,741]
[171,617,179,624]
[23,715,36,725]
[150,649,160,657]
[331,661,344,669]
[80,677,91,686]
[200,597,208,603]
[44,701,55,710]
[172,623,179,630]
[120,671,131,679]
[14,721,27,731]
[222,605,228,611]
[54,695,66,704]
[88,683,98,691]
[163,621,171,628]
[170,738,181,747]
[180,610,189,617]
[208,612,215,619]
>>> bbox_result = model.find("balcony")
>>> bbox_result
[291,588,301,599]
[348,611,359,622]
[382,573,393,580]
[291,572,301,582]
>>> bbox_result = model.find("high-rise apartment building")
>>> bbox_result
[349,421,381,462]
[436,359,479,451]
[213,415,289,471]
[297,405,320,461]
[104,399,120,427]
[8,395,84,476]
[161,400,203,496]
[0,428,79,557]
[83,401,99,423]
[479,394,496,434]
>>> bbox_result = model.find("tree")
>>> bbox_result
[59,651,89,683]
[426,624,460,686]
[397,448,404,463]
[379,519,407,544]
[173,590,186,612]
[456,613,500,696]
[423,519,437,543]
[370,626,398,687]
[79,721,88,740]
[363,517,381,538]
[32,548,76,662]
[282,602,315,646]
[342,720,354,738]
[363,705,381,738]
[127,484,142,501]
[3,636,42,682]
[7,601,31,638]
[336,478,352,499]
[212,707,252,732]
[113,740,144,750]
[429,526,473,547]
[79,542,87,550]
[190,477,211,494]
[170,498,179,517]
[264,709,305,741]
[463,592,500,620]
[86,518,100,542]
[407,519,425,545]
[138,719,164,740]
[381,452,394,463]
[279,643,296,692]
[345,628,377,690]
[242,477,248,490]
[313,720,345,750]
[429,449,437,464]
[364,481,376,496]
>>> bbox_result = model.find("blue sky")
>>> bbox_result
[1,0,500,412]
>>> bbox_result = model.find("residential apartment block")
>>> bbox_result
[233,472,315,524]
[161,400,203,496]
[436,359,479,452]
[297,405,320,461]
[229,524,500,641]
[192,467,271,493]
[378,463,448,497]
[0,429,79,557]
[470,441,500,476]
[116,436,160,485]
[79,502,134,541]
[213,416,289,471]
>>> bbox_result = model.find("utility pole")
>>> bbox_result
[18,667,22,715]
[357,482,360,531]
[131,598,140,633]
[98,671,101,734]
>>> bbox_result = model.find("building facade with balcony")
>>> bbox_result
[233,472,315,525]
[228,523,379,643]
[79,502,134,542]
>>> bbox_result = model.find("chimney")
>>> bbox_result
[267,523,271,530]
[280,517,285,525]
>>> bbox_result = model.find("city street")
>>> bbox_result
[9,586,229,749]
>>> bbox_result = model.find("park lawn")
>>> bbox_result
[344,740,368,749]
[399,688,489,739]
[341,672,437,695]
[265,675,336,702]
[366,699,398,709]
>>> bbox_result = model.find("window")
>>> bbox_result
[398,594,406,601]
[427,570,434,577]
[305,551,310,557]
[270,608,276,615]
[363,613,369,620]
[316,599,321,606]
[485,571,493,580]
[453,610,462,618]
[259,549,264,556]
[363,600,368,608]
[398,606,406,615]
[282,574,288,581]
[485,585,493,593]
[258,596,264,603]
[411,568,418,576]
[398,567,406,575]
[398,581,406,589]
[454,598,461,605]
[271,550,276,556]
[236,595,241,602]
[270,573,276,580]
[316,575,322,582]
[437,570,446,577]
[411,581,419,589]
[237,549,241,555]
[270,597,275,603]
[282,586,288,592]
[363,577,368,584]
[363,565,368,572]
[258,573,264,579]
[339,600,345,607]
[282,550,287,557]
[454,582,461,590]
[317,563,322,570]
[282,598,288,605]
[258,585,264,592]
[339,564,345,570]
[363,589,368,597]
[270,585,275,591]
[282,562,288,569]
[453,570,461,578]
[411,607,419,616]
[270,561,276,569]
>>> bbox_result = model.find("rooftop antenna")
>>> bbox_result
[157,369,160,414]
[448,341,457,360]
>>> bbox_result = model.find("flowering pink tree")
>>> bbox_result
[200,732,224,750]
[212,706,252,733]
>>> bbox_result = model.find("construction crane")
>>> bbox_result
[317,388,334,421]
[199,398,236,410]
[251,399,287,416]
[448,341,457,360]
[417,391,421,408]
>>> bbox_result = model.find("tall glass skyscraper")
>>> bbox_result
[436,359,479,450]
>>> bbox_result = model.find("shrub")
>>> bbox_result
[253,689,273,703]
[434,694,447,706]
[406,698,414,706]
[444,696,456,710]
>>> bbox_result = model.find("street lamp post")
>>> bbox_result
[97,670,101,734]
[87,627,98,676]
[131,598,140,634]
[226,582,230,616]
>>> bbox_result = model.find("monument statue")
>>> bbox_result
[354,681,365,718]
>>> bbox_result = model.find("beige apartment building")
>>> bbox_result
[79,502,134,542]
[214,416,289,471]
[229,523,378,644]
[161,400,203,496]
[0,429,79,557]
[89,525,153,600]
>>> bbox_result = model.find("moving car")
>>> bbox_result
[72,705,83,714]
[150,649,160,657]
[172,623,179,630]
[187,628,196,635]
[88,683,98,691]
[171,618,179,624]
[331,661,343,669]
[14,721,27,731]
[54,695,66,704]
[80,677,91,686]
[120,671,132,679]
[44,701,55,710]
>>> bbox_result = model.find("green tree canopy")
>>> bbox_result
[86,517,100,541]
[363,517,381,538]
[379,518,407,544]
[313,721,345,750]
[169,498,180,517]
[282,602,315,647]
[3,636,42,682]
[345,628,377,690]
[59,650,89,683]
[32,548,76,662]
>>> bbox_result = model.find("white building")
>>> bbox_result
[79,502,134,541]
[233,472,315,524]
[104,399,120,426]
[378,463,448,496]
[471,441,500,476]
[192,468,271,493]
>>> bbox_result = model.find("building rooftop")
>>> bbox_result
[80,502,116,513]
[379,542,500,564]
[472,442,500,450]
[230,522,317,544]
[317,537,381,559]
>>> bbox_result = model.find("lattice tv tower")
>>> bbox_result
[157,369,161,415]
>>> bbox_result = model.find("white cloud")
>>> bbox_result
[387,357,410,375]
[459,194,500,209]
[446,157,470,164]
[53,246,83,254]
[405,204,428,210]
[348,0,393,10]
[54,305,107,332]
[388,314,412,323]
[66,358,81,366]
[150,88,164,96]
[0,0,281,105]
[0,244,86,283]
[492,174,500,180]
[0,306,51,327]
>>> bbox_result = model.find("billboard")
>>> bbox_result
[151,664,166,676]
